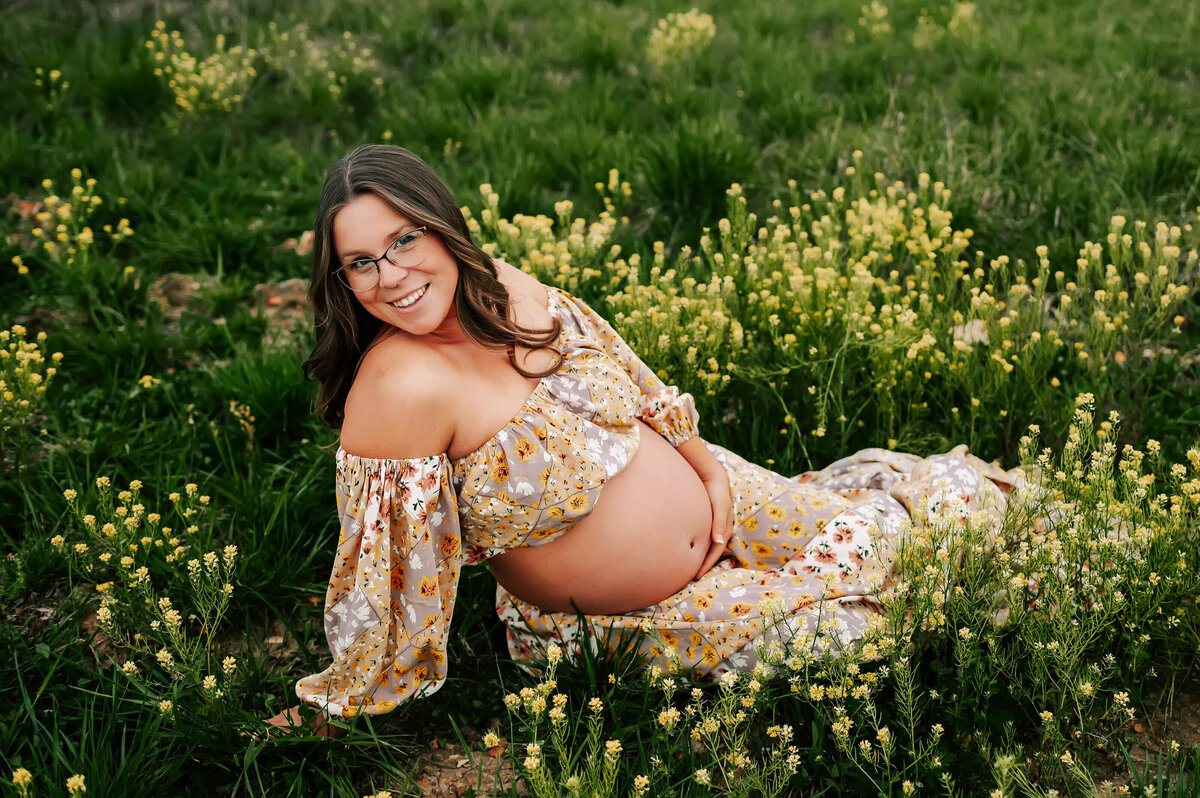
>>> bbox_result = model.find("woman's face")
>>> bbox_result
[331,193,459,338]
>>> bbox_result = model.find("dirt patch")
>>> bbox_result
[148,271,312,346]
[1,581,72,640]
[397,735,524,798]
[1091,671,1200,793]
[1128,674,1200,757]
[252,277,310,339]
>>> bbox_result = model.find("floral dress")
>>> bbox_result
[295,287,1021,717]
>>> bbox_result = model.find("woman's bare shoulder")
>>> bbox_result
[493,259,551,323]
[340,336,457,459]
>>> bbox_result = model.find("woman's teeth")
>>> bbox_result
[391,284,428,309]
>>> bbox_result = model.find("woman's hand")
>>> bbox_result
[676,437,733,579]
[695,468,733,578]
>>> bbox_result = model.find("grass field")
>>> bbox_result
[2,0,1199,795]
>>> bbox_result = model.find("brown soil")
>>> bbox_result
[148,271,312,351]
[1126,674,1200,761]
[394,735,524,798]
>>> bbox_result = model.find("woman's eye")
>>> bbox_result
[392,231,422,250]
[347,259,375,273]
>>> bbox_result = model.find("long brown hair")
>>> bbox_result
[303,145,562,428]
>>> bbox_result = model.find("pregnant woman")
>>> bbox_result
[270,145,1020,729]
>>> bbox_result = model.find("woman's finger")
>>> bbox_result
[712,501,732,543]
[697,517,729,578]
[695,540,725,579]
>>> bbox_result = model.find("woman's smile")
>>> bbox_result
[387,282,429,310]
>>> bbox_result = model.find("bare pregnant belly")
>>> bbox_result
[488,423,713,614]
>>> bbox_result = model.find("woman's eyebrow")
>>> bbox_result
[340,226,410,261]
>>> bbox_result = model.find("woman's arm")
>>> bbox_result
[675,436,732,578]
[551,289,700,447]
[547,288,729,573]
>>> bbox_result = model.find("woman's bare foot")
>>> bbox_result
[262,705,343,738]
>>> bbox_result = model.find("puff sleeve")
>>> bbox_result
[553,288,700,446]
[295,451,462,717]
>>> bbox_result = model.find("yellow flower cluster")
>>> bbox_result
[646,8,717,69]
[499,646,629,798]
[12,170,132,273]
[605,162,991,411]
[145,21,258,113]
[261,23,383,99]
[228,400,256,451]
[857,1,892,36]
[946,2,981,39]
[500,644,802,796]
[144,20,384,114]
[0,325,61,442]
[476,154,1198,455]
[463,170,630,297]
[11,768,32,798]
[55,478,240,710]
[673,665,801,793]
[878,398,1197,772]
[33,66,69,108]
[56,477,215,573]
[914,3,981,50]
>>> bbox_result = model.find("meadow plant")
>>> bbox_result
[0,325,61,462]
[469,163,1199,792]
[463,171,630,298]
[53,478,241,721]
[646,9,716,70]
[226,400,257,452]
[145,21,258,113]
[10,767,32,797]
[791,397,1198,792]
[1120,739,1200,797]
[9,170,132,275]
[912,13,945,51]
[490,399,1198,795]
[496,639,811,797]
[260,22,383,104]
[473,155,1198,466]
[946,2,982,40]
[498,645,627,798]
[914,3,981,49]
[857,1,893,37]
[32,66,69,110]
[667,666,802,797]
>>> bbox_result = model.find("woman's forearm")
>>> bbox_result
[675,436,725,484]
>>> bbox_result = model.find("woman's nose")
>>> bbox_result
[377,257,409,287]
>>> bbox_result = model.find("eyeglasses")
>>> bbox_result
[333,226,429,292]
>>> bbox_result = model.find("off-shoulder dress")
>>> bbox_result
[296,286,1020,717]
